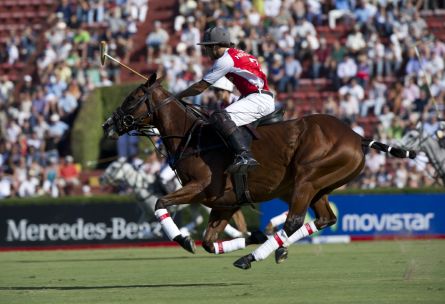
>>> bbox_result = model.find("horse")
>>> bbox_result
[400,123,445,185]
[100,158,249,238]
[102,74,416,269]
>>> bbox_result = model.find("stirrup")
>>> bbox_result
[226,154,259,174]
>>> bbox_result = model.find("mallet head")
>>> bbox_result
[100,41,107,66]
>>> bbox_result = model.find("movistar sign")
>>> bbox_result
[342,213,434,232]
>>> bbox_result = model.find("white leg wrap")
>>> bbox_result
[154,208,181,240]
[269,211,288,227]
[223,224,244,238]
[286,221,318,245]
[252,230,289,261]
[213,238,246,254]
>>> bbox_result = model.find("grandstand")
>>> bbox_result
[1,0,445,199]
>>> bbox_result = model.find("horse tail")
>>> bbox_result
[362,138,417,159]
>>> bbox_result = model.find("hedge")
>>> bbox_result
[2,187,444,206]
[71,83,139,168]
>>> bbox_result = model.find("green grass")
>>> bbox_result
[0,240,444,304]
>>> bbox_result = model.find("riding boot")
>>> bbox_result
[210,110,259,174]
[225,128,259,173]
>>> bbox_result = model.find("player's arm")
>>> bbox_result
[176,80,211,99]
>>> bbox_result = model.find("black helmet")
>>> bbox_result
[197,27,234,47]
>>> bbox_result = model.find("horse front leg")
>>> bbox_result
[202,208,268,255]
[154,182,205,254]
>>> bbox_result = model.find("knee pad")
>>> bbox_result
[209,110,237,136]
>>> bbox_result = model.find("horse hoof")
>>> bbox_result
[248,230,268,244]
[175,235,196,254]
[275,246,288,264]
[233,254,255,270]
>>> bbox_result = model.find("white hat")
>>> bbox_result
[50,114,60,122]
[212,77,234,92]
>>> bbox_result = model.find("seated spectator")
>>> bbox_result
[0,169,13,199]
[339,93,359,120]
[360,77,386,116]
[424,114,440,136]
[146,21,170,64]
[306,0,323,26]
[378,105,395,133]
[354,0,377,26]
[278,53,302,92]
[339,77,365,104]
[328,0,353,29]
[43,157,61,197]
[129,0,149,23]
[59,155,80,195]
[346,25,366,55]
[365,148,386,174]
[17,171,38,198]
[337,54,357,85]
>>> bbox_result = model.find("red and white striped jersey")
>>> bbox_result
[203,48,269,96]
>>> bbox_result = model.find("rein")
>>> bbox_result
[116,83,210,169]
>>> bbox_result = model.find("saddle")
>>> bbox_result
[175,104,285,206]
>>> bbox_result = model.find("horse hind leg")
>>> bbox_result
[234,150,363,269]
[274,195,336,263]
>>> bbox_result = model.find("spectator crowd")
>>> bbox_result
[1,0,445,199]
[0,0,148,198]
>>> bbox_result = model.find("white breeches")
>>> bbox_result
[225,93,275,126]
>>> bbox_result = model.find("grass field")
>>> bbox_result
[0,240,444,304]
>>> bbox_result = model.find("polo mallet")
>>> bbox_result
[100,41,148,80]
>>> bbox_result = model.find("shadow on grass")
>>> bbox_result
[15,255,236,263]
[0,282,249,291]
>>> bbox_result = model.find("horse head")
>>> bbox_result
[100,158,134,186]
[400,128,423,151]
[102,73,161,139]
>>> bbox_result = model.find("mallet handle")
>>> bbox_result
[104,54,148,80]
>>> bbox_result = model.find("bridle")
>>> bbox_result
[107,82,203,169]
[110,83,175,137]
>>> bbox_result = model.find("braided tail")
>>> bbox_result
[362,139,417,159]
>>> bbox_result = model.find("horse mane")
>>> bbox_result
[154,78,210,122]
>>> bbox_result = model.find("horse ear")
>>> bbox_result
[415,121,422,129]
[145,73,157,87]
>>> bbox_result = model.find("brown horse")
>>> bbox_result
[102,74,416,269]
